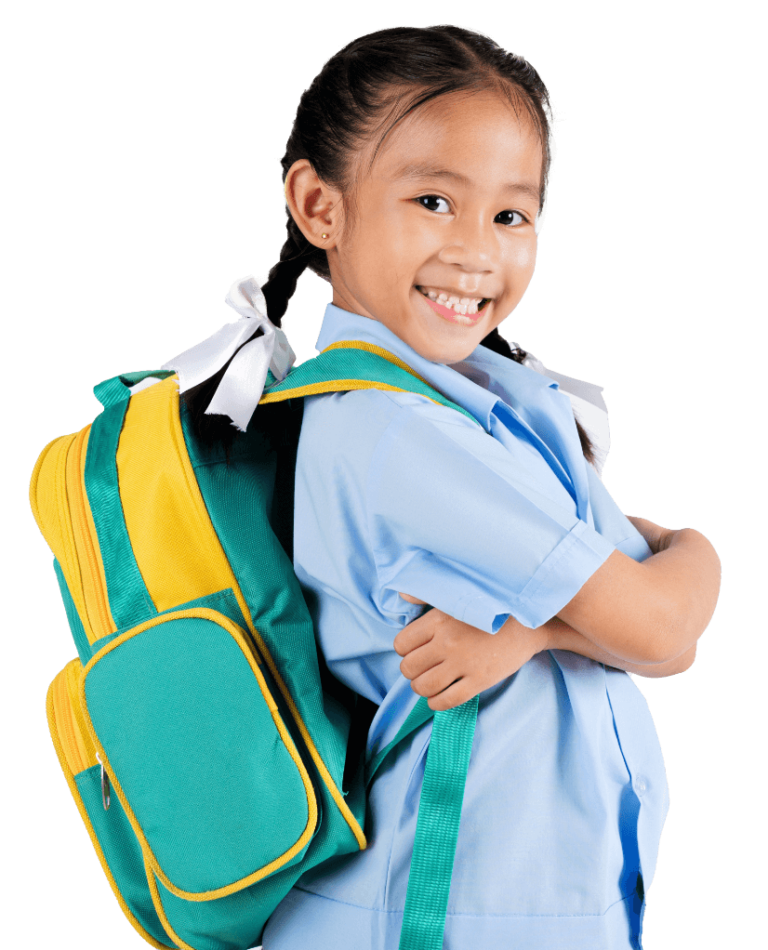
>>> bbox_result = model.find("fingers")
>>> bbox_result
[408,659,462,700]
[399,592,428,605]
[427,679,477,711]
[400,640,444,681]
[393,615,435,656]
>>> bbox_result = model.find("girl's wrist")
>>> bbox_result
[536,616,567,653]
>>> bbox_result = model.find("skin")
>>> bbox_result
[286,90,542,365]
[394,516,702,713]
[285,89,721,710]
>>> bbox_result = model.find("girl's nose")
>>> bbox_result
[437,217,497,272]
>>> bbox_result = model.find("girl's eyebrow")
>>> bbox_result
[392,162,541,202]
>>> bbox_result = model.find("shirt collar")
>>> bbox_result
[315,303,560,432]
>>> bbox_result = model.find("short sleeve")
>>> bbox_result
[585,464,654,563]
[366,400,616,632]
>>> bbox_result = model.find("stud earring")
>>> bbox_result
[321,232,329,239]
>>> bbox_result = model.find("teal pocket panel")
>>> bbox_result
[83,613,312,895]
[75,766,173,947]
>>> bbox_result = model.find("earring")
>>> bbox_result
[321,232,329,239]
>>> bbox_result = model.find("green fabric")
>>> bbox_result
[85,399,157,630]
[185,424,351,793]
[265,347,482,429]
[399,696,479,950]
[63,346,482,948]
[76,766,174,948]
[93,370,174,409]
[53,557,93,665]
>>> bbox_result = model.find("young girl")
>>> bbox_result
[179,24,720,950]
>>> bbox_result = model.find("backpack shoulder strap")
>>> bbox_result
[93,370,175,409]
[260,340,482,428]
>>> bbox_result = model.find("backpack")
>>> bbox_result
[30,341,479,950]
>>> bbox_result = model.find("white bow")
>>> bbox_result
[161,276,296,432]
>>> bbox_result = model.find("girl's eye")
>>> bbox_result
[415,195,451,214]
[414,195,526,224]
[495,210,527,227]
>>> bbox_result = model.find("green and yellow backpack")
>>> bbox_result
[30,342,479,950]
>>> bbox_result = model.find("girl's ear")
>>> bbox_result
[284,159,343,250]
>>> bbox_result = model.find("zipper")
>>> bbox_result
[69,426,113,642]
[95,752,111,810]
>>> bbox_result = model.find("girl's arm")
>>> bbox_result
[395,515,717,709]
[395,595,697,712]
[542,615,697,676]
[557,518,721,665]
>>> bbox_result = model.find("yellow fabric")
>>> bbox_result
[116,379,234,613]
[30,429,116,645]
[49,661,97,775]
[69,426,116,641]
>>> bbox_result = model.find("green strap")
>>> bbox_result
[263,346,483,429]
[85,399,158,629]
[399,696,479,950]
[93,370,173,409]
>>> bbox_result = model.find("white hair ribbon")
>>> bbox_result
[161,276,296,432]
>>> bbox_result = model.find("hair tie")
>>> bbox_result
[161,276,296,432]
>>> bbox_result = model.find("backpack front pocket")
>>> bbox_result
[80,607,318,901]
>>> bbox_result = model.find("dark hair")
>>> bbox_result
[188,24,594,463]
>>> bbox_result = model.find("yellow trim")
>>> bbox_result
[145,858,195,950]
[259,379,448,421]
[66,659,98,770]
[320,340,432,386]
[80,608,319,901]
[162,378,368,851]
[46,668,171,950]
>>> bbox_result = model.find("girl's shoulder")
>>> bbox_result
[299,385,485,464]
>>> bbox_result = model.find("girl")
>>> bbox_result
[181,24,720,950]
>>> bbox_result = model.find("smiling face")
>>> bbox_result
[326,89,543,364]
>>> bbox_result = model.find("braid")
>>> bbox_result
[261,219,317,327]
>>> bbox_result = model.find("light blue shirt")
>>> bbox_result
[262,304,669,950]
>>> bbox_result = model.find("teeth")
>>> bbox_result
[421,287,484,316]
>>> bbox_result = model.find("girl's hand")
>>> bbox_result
[626,515,675,554]
[394,595,548,710]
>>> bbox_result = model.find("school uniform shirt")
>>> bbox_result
[261,304,669,950]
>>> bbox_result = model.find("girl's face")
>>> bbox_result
[328,89,543,364]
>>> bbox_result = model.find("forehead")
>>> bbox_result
[360,90,542,176]
[362,89,544,197]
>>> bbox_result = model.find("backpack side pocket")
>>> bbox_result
[80,607,318,901]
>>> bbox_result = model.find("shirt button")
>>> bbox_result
[634,776,647,796]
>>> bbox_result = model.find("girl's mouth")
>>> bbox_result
[416,286,490,325]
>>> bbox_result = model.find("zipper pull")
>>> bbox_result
[95,752,111,810]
